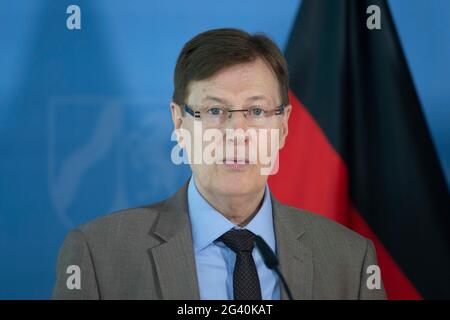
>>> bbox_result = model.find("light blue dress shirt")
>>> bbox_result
[187,175,281,300]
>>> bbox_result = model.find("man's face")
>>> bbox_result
[171,58,291,198]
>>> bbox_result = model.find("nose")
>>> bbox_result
[224,112,250,145]
[225,111,248,131]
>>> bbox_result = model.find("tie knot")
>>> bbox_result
[219,229,256,253]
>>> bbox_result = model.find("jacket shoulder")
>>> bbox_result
[276,202,385,299]
[75,199,167,243]
[278,203,370,253]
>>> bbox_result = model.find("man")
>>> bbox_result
[52,28,386,299]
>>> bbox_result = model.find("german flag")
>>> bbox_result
[268,0,450,299]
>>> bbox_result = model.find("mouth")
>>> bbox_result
[221,158,250,170]
[222,158,250,164]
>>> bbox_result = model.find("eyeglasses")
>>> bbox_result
[182,104,285,127]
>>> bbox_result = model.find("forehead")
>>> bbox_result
[187,58,280,104]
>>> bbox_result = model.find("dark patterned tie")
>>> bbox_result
[219,229,262,300]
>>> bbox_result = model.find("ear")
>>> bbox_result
[279,104,292,149]
[171,102,184,145]
[170,102,183,130]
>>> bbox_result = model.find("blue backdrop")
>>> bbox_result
[0,0,449,299]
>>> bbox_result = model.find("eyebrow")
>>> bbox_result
[246,95,268,102]
[201,95,269,104]
[202,96,229,104]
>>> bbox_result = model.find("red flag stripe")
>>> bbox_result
[268,91,422,299]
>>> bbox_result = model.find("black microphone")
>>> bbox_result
[253,235,294,300]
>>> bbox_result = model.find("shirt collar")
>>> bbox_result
[187,175,276,254]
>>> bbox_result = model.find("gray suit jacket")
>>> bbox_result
[52,179,386,299]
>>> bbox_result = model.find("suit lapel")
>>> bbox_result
[148,179,201,299]
[272,195,313,300]
[146,179,313,300]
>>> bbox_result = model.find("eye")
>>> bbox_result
[249,107,265,117]
[206,107,224,116]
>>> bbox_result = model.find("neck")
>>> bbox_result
[194,180,266,227]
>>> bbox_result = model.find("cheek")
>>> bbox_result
[182,124,205,163]
[255,128,281,159]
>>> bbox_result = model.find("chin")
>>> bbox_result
[213,172,263,197]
